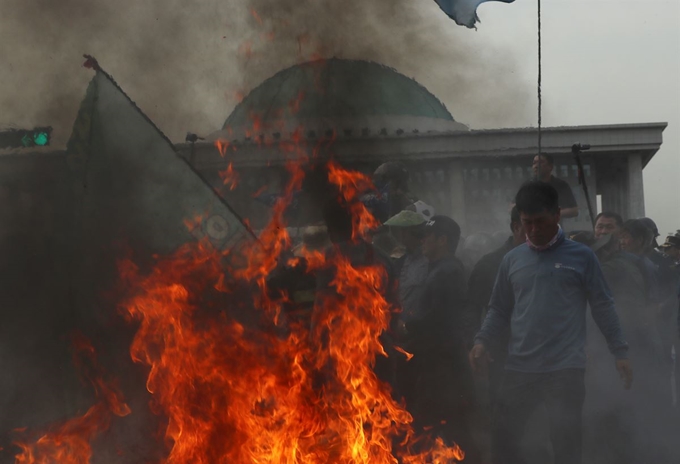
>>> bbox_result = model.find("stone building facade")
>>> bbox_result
[175,59,666,234]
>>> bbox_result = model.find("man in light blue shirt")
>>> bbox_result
[469,181,633,464]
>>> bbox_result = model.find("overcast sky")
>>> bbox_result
[471,0,680,236]
[1,0,678,236]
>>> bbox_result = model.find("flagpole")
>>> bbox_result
[536,0,542,172]
[572,143,596,229]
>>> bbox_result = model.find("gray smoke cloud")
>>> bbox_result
[0,0,532,147]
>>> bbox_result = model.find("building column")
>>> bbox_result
[447,160,467,233]
[627,153,645,218]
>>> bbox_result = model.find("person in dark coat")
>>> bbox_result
[382,209,429,404]
[619,219,660,304]
[532,154,579,219]
[639,219,680,411]
[594,211,623,239]
[403,215,481,462]
[572,232,664,464]
[658,231,680,340]
[468,206,525,404]
[364,161,418,224]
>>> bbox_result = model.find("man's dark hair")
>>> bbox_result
[424,215,461,253]
[514,181,559,215]
[510,205,520,231]
[373,161,409,191]
[595,212,623,227]
[538,153,554,166]
[621,219,653,245]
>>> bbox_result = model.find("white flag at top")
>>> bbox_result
[433,0,515,28]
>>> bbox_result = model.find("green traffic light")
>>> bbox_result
[0,127,51,149]
[33,131,48,146]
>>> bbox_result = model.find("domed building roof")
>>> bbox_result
[210,58,467,142]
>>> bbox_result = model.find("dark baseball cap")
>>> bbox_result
[423,215,461,245]
[659,230,680,249]
[637,217,660,237]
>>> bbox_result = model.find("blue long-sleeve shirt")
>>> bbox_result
[474,233,628,373]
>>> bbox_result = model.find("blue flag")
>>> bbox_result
[434,0,515,28]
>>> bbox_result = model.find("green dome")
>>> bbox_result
[223,59,456,130]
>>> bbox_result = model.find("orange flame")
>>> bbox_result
[215,139,231,157]
[393,346,414,362]
[113,159,465,463]
[327,161,380,240]
[13,74,465,462]
[13,334,130,464]
[219,162,239,191]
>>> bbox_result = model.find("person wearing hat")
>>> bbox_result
[636,220,680,413]
[654,229,680,419]
[619,219,661,304]
[384,210,429,327]
[404,214,482,462]
[638,216,661,251]
[659,230,680,262]
[382,209,428,413]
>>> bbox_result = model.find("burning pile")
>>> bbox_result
[13,156,464,463]
[13,335,130,464]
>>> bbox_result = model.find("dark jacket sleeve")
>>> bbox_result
[408,261,473,352]
[558,179,578,209]
[474,256,514,347]
[467,257,491,310]
[585,251,629,359]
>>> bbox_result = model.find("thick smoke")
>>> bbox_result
[0,0,531,147]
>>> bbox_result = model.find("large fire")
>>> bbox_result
[11,76,464,463]
[12,158,464,463]
[116,157,464,463]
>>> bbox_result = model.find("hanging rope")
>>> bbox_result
[537,0,542,163]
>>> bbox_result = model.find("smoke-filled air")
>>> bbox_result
[0,0,678,464]
[0,0,531,146]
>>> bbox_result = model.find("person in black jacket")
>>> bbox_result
[467,207,525,404]
[659,232,680,341]
[404,215,481,462]
[532,154,579,219]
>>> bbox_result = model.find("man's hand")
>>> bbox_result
[616,359,633,390]
[469,343,493,374]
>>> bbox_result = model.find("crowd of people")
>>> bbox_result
[369,157,680,464]
[271,157,680,463]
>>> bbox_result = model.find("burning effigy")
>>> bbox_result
[10,60,465,463]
